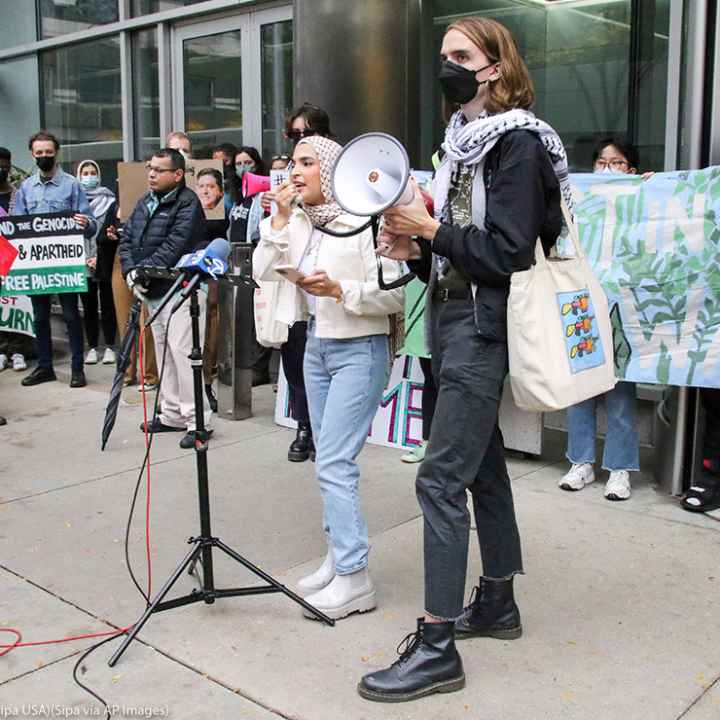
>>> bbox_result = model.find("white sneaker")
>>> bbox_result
[604,470,631,501]
[297,548,335,595]
[85,348,98,365]
[302,567,376,621]
[401,441,427,463]
[102,347,116,365]
[0,354,8,371]
[11,353,27,371]
[559,463,595,491]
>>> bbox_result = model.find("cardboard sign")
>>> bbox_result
[0,294,35,336]
[0,212,87,296]
[117,159,226,221]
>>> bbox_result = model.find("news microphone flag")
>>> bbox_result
[174,238,231,279]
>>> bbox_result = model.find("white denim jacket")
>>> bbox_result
[253,209,404,339]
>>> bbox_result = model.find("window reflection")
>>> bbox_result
[132,29,160,159]
[39,0,118,40]
[40,37,122,187]
[183,30,243,156]
[131,0,206,17]
[425,1,670,170]
[261,20,294,160]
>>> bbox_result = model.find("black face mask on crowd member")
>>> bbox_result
[438,59,494,105]
[0,168,8,184]
[35,155,56,173]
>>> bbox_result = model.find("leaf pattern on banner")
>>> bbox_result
[610,302,632,377]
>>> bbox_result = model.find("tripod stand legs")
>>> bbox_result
[110,287,335,669]
[109,542,203,667]
[214,539,335,624]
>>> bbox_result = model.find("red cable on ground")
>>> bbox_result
[0,626,133,655]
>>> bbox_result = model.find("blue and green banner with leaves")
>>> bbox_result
[565,168,720,388]
[401,168,720,389]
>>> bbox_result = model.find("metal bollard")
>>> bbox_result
[216,243,258,420]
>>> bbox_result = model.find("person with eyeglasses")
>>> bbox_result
[118,148,208,449]
[558,137,647,502]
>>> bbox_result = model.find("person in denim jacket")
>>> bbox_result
[14,131,96,388]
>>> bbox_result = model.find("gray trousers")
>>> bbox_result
[416,296,523,620]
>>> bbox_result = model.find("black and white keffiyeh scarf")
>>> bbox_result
[434,107,573,222]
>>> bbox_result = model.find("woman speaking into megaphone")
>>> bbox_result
[359,16,568,704]
[252,136,404,621]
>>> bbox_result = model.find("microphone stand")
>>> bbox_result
[109,282,334,667]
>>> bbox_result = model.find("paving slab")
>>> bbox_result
[0,426,423,623]
[0,367,277,503]
[120,479,720,720]
[519,461,720,532]
[0,640,280,719]
[0,567,108,685]
[684,679,720,720]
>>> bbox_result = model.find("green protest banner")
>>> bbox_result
[0,212,88,297]
[399,168,720,389]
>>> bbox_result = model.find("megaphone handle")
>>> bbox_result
[369,215,416,291]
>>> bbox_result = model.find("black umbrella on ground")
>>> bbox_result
[101,299,142,451]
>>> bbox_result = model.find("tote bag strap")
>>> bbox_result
[531,197,582,268]
[559,196,584,258]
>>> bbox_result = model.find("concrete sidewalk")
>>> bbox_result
[1,355,718,720]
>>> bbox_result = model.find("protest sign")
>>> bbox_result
[0,212,87,297]
[567,168,720,388]
[275,355,542,454]
[400,169,720,389]
[0,294,35,336]
[118,159,225,220]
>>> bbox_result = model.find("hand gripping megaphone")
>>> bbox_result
[242,172,271,198]
[329,133,431,290]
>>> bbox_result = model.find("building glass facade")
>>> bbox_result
[0,0,715,185]
[424,0,671,171]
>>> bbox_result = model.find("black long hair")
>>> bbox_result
[237,146,267,176]
[232,146,266,204]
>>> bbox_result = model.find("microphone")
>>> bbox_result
[171,238,231,313]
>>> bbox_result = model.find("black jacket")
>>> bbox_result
[95,200,118,283]
[409,129,562,341]
[119,182,205,298]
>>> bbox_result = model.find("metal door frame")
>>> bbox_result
[170,5,291,151]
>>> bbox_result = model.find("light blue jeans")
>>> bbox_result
[303,318,389,575]
[566,381,640,472]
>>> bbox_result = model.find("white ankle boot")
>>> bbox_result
[297,548,335,595]
[302,567,376,620]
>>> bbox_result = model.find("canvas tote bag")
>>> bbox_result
[254,280,288,348]
[507,198,617,412]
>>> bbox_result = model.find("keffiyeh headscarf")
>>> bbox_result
[296,136,344,227]
[435,108,573,219]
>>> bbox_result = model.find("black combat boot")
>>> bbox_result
[358,618,465,703]
[288,422,314,462]
[454,576,522,640]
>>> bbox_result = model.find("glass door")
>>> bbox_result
[172,6,292,161]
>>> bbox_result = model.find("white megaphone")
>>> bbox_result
[330,133,421,290]
[331,132,413,216]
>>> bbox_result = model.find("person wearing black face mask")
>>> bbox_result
[13,131,96,389]
[358,18,567,703]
